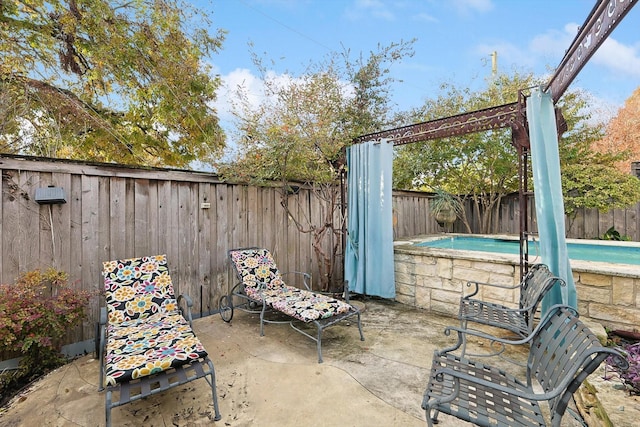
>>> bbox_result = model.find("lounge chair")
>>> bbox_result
[218,247,364,363]
[98,254,221,426]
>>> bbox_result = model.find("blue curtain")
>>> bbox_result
[526,87,577,311]
[344,140,395,298]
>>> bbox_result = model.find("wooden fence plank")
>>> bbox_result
[108,178,126,259]
[164,181,180,282]
[52,172,72,274]
[124,179,136,259]
[19,170,40,273]
[69,174,83,288]
[247,185,258,245]
[2,170,22,279]
[37,172,54,268]
[147,180,159,255]
[156,180,171,257]
[176,183,193,301]
[98,176,111,271]
[198,182,213,315]
[134,179,150,255]
[81,175,100,341]
[215,184,231,300]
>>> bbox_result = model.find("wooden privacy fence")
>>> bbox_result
[0,155,339,346]
[1,155,639,348]
[393,190,640,241]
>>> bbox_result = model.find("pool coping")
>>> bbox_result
[394,233,640,278]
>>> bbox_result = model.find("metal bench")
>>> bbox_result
[458,263,564,357]
[218,247,364,363]
[422,306,627,427]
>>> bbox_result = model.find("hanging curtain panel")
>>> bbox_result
[527,87,577,312]
[344,139,395,299]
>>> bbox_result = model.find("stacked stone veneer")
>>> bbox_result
[394,244,640,332]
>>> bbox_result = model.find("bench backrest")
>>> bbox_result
[102,254,178,324]
[519,263,564,312]
[228,248,285,291]
[528,307,619,423]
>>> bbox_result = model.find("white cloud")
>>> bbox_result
[344,0,395,21]
[593,37,640,78]
[452,0,494,15]
[529,23,577,59]
[529,23,640,78]
[413,12,437,23]
[210,67,266,123]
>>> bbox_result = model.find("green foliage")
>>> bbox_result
[0,268,91,376]
[562,161,640,215]
[393,72,541,233]
[430,188,463,217]
[221,40,414,184]
[0,0,226,167]
[599,226,631,241]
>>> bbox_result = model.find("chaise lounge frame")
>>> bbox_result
[98,254,221,426]
[218,247,364,363]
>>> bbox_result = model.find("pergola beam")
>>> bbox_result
[354,0,636,147]
[354,102,519,145]
[546,0,636,103]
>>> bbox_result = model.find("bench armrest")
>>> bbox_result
[443,304,577,354]
[463,279,521,299]
[177,294,195,327]
[463,264,551,298]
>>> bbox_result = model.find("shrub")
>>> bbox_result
[606,339,640,395]
[0,268,91,376]
[600,226,631,241]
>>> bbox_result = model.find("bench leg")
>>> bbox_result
[425,407,440,426]
[259,304,267,336]
[106,390,112,427]
[317,327,323,363]
[206,360,222,421]
[356,312,365,341]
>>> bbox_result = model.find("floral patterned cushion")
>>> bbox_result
[102,255,207,386]
[230,248,353,322]
[104,311,207,385]
[229,248,285,291]
[103,255,177,323]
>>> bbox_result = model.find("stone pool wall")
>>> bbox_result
[394,241,640,332]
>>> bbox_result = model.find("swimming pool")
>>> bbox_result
[415,236,640,266]
[394,234,640,332]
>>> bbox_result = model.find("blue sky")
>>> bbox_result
[199,0,640,131]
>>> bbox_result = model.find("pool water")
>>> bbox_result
[416,236,640,265]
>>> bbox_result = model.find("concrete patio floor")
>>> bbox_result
[0,298,630,426]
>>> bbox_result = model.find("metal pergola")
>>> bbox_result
[352,0,636,279]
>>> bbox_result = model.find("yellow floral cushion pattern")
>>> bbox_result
[229,249,285,291]
[103,255,176,322]
[229,249,353,322]
[102,255,207,385]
